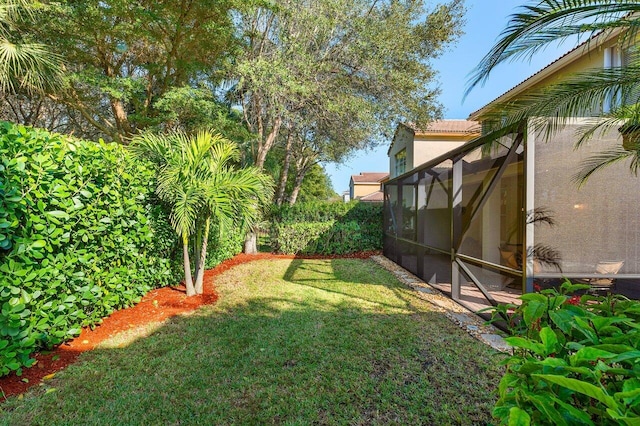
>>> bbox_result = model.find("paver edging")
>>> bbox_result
[370,255,511,353]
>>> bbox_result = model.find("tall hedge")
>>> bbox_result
[0,122,182,376]
[269,201,382,255]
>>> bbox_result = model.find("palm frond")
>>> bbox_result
[466,0,640,94]
[170,187,204,237]
[530,243,562,272]
[0,38,62,93]
[478,64,640,143]
[526,207,557,227]
[206,166,274,230]
[129,132,176,167]
[572,146,637,186]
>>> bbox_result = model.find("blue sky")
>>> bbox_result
[325,0,574,193]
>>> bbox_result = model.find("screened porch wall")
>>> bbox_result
[384,135,525,312]
[531,121,640,296]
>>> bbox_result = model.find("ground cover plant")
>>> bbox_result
[0,258,504,425]
[488,282,640,425]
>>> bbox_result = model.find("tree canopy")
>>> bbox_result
[28,0,240,142]
[231,0,465,169]
[2,0,466,204]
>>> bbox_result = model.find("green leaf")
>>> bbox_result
[46,210,70,220]
[570,348,617,366]
[31,240,47,248]
[550,396,595,425]
[533,374,617,409]
[540,327,559,354]
[508,407,531,426]
[522,389,569,426]
[523,300,547,326]
[505,337,546,356]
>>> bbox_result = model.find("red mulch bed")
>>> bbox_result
[0,251,379,399]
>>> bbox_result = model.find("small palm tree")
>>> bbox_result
[0,0,62,93]
[131,130,273,296]
[466,1,640,183]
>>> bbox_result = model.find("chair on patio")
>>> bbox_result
[499,247,520,270]
[498,247,521,289]
[587,260,624,294]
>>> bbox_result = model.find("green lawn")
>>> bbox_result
[0,258,504,425]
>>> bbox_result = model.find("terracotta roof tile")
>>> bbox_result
[351,172,389,183]
[405,120,480,134]
[359,191,384,202]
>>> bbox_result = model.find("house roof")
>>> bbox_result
[359,191,384,202]
[350,172,389,184]
[468,28,623,120]
[404,120,481,135]
[388,120,481,155]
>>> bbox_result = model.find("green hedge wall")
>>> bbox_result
[269,201,382,254]
[0,122,183,376]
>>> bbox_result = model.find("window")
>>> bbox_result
[395,149,407,176]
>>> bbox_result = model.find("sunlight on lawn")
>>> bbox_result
[0,258,504,426]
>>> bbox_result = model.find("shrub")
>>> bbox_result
[0,122,180,377]
[269,201,382,254]
[488,281,640,425]
[204,220,245,269]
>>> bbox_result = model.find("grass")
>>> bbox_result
[0,258,504,425]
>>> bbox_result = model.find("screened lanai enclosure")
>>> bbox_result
[384,119,640,313]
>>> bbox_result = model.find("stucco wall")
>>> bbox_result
[412,137,468,170]
[352,183,382,198]
[389,126,414,178]
[532,119,640,274]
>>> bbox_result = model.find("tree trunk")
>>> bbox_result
[194,217,210,294]
[244,231,258,254]
[255,116,282,169]
[288,166,309,205]
[193,222,202,277]
[110,98,133,141]
[182,233,196,296]
[276,130,294,205]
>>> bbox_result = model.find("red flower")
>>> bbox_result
[565,295,581,305]
[533,283,542,292]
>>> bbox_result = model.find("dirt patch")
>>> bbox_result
[0,251,380,399]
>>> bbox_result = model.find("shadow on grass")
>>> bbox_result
[0,293,504,426]
[283,258,424,312]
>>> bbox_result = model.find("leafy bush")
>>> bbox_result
[0,122,181,377]
[269,201,382,254]
[488,282,640,425]
[204,220,245,269]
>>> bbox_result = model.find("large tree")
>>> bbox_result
[26,0,239,142]
[466,0,640,182]
[231,0,465,170]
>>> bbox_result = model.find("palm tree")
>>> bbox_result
[131,130,274,296]
[0,0,62,93]
[466,0,640,183]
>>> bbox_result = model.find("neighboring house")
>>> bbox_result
[388,120,480,178]
[383,29,640,315]
[349,172,389,202]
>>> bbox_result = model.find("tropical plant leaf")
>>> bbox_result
[533,374,617,409]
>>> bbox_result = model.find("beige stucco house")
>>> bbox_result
[388,120,480,178]
[349,172,388,202]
